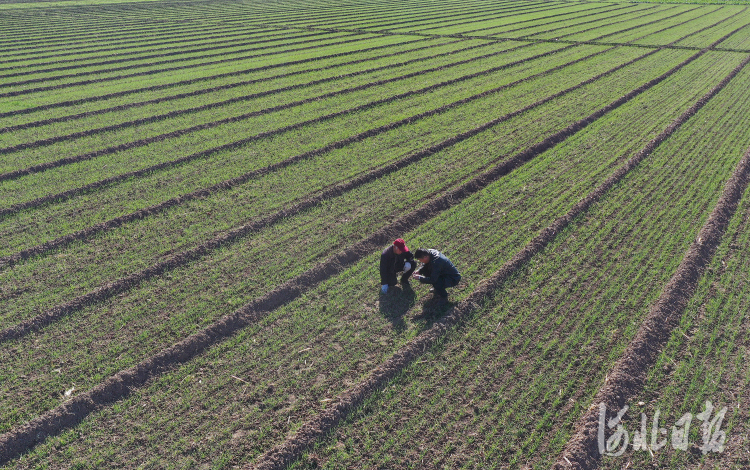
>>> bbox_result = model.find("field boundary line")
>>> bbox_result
[0,31,727,464]
[0,42,647,338]
[550,54,750,470]
[0,41,587,216]
[248,47,750,470]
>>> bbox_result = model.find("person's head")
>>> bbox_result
[414,248,431,263]
[393,238,408,255]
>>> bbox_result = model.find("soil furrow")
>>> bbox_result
[0,36,426,119]
[249,45,749,470]
[0,40,545,177]
[0,32,361,87]
[265,21,750,53]
[550,54,750,470]
[0,39,459,134]
[478,4,638,35]
[389,0,566,33]
[0,36,718,464]
[0,0,510,75]
[0,39,496,156]
[0,0,456,55]
[0,41,570,217]
[0,34,383,98]
[516,4,667,39]
[0,30,332,75]
[0,27,295,66]
[0,25,287,60]
[0,43,636,337]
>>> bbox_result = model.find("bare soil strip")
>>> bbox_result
[550,57,750,470]
[0,39,523,163]
[0,30,328,73]
[0,32,363,89]
[0,42,583,218]
[0,43,640,339]
[0,34,383,98]
[0,0,521,78]
[0,0,487,56]
[0,25,288,60]
[0,37,429,120]
[249,47,750,470]
[269,15,750,53]
[516,4,674,39]
[480,4,642,35]
[0,40,467,135]
[0,36,721,465]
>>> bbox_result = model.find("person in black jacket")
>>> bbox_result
[412,248,461,301]
[379,238,416,294]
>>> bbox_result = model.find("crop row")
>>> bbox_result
[425,3,657,38]
[0,37,448,131]
[0,0,508,51]
[0,41,566,214]
[1,24,748,326]
[0,44,698,446]
[0,43,644,329]
[0,38,488,155]
[272,52,750,470]
[3,4,724,188]
[0,0,403,45]
[423,2,641,37]
[0,35,426,119]
[0,29,334,74]
[0,31,371,90]
[598,152,750,469]
[4,0,516,66]
[2,46,745,469]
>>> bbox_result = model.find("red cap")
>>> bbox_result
[393,238,408,252]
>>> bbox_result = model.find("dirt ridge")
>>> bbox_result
[0,33,364,90]
[0,41,597,219]
[0,25,287,60]
[248,45,750,470]
[0,34,708,464]
[0,38,524,160]
[267,14,750,53]
[0,44,645,340]
[550,55,750,470]
[0,34,383,98]
[0,39,460,134]
[0,37,428,119]
[0,30,324,73]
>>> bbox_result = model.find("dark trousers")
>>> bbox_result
[431,275,459,298]
[417,264,459,298]
[396,260,416,285]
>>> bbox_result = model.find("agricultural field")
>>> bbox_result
[1,0,750,468]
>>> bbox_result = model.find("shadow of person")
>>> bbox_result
[378,285,415,332]
[412,295,453,324]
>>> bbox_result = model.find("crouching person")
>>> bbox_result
[412,248,461,302]
[379,238,416,294]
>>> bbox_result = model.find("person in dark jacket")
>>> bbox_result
[412,248,461,301]
[379,238,416,294]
